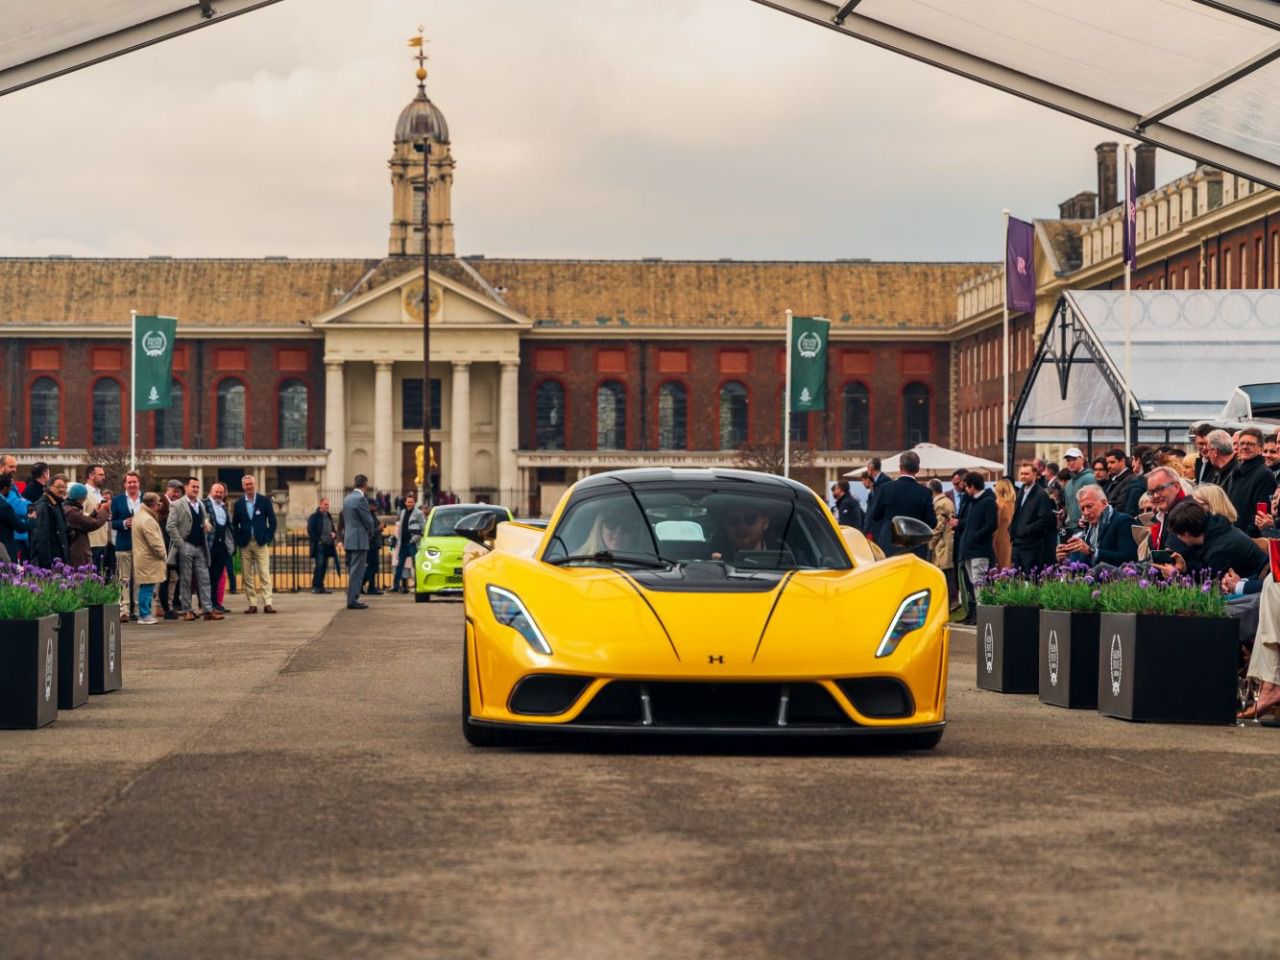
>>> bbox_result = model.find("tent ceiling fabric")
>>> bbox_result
[0,0,283,97]
[749,0,1280,190]
[1016,289,1280,443]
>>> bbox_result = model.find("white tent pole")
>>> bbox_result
[1123,144,1135,456]
[784,309,793,478]
[130,309,137,472]
[1001,209,1010,473]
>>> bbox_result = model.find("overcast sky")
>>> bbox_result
[0,0,1193,261]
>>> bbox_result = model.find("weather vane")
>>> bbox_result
[408,27,428,91]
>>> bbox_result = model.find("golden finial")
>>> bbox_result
[408,28,428,89]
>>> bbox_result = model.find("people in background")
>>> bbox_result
[1201,429,1237,488]
[82,464,110,573]
[1010,461,1057,572]
[131,493,168,626]
[1056,484,1137,567]
[1061,447,1095,530]
[953,471,996,626]
[1156,498,1266,582]
[868,451,936,559]
[1225,427,1276,537]
[831,480,864,530]
[992,477,1015,570]
[23,461,49,505]
[0,473,34,563]
[308,497,339,595]
[342,475,377,610]
[205,482,235,614]
[233,475,277,614]
[166,476,222,622]
[30,473,69,567]
[392,493,426,593]
[927,479,957,609]
[111,471,143,622]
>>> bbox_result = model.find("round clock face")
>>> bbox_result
[403,280,442,321]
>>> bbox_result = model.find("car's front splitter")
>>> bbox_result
[467,718,946,738]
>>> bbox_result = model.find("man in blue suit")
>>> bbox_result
[232,475,277,614]
[111,470,144,621]
[1056,484,1138,567]
[869,450,937,559]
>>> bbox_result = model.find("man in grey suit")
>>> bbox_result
[342,474,377,610]
[166,476,223,621]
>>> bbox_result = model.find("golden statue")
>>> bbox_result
[414,443,438,485]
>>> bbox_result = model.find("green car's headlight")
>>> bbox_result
[876,590,930,658]
[425,547,441,559]
[486,585,552,655]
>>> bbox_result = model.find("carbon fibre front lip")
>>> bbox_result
[467,719,946,738]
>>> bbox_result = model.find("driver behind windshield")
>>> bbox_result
[581,500,650,555]
[710,504,772,562]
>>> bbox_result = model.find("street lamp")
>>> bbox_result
[410,32,433,506]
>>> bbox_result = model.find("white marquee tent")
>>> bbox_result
[0,0,282,97]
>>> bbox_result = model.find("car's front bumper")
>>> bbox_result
[467,717,946,738]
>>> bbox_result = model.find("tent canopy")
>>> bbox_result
[845,443,1003,478]
[1011,289,1280,451]
[749,0,1280,191]
[0,0,283,98]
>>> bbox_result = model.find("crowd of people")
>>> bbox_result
[832,426,1280,722]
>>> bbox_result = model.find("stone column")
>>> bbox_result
[373,360,394,494]
[450,361,471,498]
[498,361,520,504]
[324,361,346,493]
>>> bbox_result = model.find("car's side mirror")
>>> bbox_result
[891,515,934,549]
[455,511,499,546]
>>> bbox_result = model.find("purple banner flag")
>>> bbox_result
[1005,216,1035,313]
[1122,151,1138,269]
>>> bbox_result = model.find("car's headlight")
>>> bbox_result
[876,590,930,658]
[486,585,552,655]
[425,547,441,559]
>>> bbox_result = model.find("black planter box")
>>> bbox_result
[56,608,90,710]
[88,603,122,695]
[976,604,1040,693]
[1097,613,1238,724]
[0,616,58,729]
[1039,610,1100,709]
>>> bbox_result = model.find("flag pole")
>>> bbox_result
[783,309,793,478]
[1123,144,1134,457]
[1001,209,1011,474]
[129,309,137,472]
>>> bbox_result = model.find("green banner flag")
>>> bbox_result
[133,315,177,411]
[788,315,829,411]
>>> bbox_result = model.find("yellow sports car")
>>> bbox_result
[458,469,948,748]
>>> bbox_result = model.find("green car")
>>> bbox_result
[414,503,513,602]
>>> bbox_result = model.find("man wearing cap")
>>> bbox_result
[63,482,110,568]
[1061,448,1095,531]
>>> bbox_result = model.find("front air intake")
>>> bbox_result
[837,678,915,719]
[508,675,590,716]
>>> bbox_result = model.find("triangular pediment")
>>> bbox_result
[311,260,531,329]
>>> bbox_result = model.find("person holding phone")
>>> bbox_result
[1153,500,1266,582]
[1225,427,1276,537]
[1055,485,1138,567]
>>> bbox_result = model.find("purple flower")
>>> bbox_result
[1138,579,1151,589]
[1091,590,1101,599]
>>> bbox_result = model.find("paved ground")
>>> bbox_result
[0,598,1276,960]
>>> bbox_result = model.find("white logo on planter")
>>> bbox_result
[983,622,994,674]
[44,636,54,702]
[78,629,87,687]
[108,622,117,675]
[1048,629,1060,687]
[1110,633,1123,697]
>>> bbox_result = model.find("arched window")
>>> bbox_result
[903,382,930,446]
[780,391,809,443]
[657,382,687,450]
[278,380,308,448]
[91,378,122,446]
[217,379,247,448]
[153,379,184,448]
[596,381,626,449]
[719,381,748,449]
[842,382,869,449]
[30,377,59,446]
[535,381,565,450]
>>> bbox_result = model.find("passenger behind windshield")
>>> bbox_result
[581,499,651,555]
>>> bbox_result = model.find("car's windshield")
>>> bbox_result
[543,483,850,571]
[428,506,509,537]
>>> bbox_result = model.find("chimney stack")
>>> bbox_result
[1135,143,1156,197]
[1096,142,1119,213]
[1058,191,1098,220]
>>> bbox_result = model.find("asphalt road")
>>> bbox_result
[0,597,1276,960]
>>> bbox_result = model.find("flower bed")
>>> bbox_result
[0,561,122,619]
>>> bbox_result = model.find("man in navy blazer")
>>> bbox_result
[1057,484,1138,567]
[110,470,144,621]
[232,475,278,614]
[869,451,937,558]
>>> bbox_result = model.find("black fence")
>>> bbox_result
[242,534,406,594]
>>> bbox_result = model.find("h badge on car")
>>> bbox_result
[708,655,724,664]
